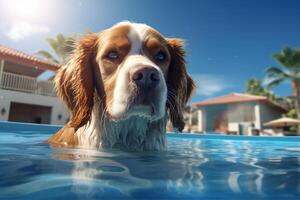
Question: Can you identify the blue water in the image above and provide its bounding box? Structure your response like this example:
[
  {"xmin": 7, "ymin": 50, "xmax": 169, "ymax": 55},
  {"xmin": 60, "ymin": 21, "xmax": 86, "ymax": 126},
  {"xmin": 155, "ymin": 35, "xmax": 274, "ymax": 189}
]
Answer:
[{"xmin": 1, "ymin": 122, "xmax": 300, "ymax": 200}]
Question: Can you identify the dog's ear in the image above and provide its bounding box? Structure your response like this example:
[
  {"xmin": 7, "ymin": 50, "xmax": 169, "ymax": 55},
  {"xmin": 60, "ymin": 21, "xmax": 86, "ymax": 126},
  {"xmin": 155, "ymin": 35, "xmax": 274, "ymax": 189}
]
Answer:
[
  {"xmin": 55, "ymin": 33, "xmax": 99, "ymax": 129},
  {"xmin": 166, "ymin": 38, "xmax": 196, "ymax": 132}
]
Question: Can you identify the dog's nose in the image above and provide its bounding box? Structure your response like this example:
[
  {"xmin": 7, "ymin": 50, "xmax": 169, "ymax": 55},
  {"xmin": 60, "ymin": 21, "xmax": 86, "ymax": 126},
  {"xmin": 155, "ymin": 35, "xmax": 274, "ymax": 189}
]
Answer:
[{"xmin": 131, "ymin": 66, "xmax": 160, "ymax": 89}]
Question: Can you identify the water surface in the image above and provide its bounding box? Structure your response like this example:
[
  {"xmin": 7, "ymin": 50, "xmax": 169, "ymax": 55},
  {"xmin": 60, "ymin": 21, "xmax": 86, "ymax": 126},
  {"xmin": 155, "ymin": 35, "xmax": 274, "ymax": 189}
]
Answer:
[{"xmin": 0, "ymin": 126, "xmax": 300, "ymax": 199}]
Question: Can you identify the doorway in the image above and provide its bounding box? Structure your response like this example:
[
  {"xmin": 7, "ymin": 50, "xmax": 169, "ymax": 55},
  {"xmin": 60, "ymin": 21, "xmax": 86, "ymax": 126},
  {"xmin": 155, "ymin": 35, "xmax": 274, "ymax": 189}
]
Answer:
[{"xmin": 8, "ymin": 102, "xmax": 52, "ymax": 124}]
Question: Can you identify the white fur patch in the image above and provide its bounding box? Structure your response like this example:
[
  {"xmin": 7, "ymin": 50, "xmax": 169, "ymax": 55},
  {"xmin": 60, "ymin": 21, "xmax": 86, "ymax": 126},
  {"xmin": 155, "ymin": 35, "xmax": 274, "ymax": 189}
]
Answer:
[{"xmin": 76, "ymin": 100, "xmax": 167, "ymax": 150}]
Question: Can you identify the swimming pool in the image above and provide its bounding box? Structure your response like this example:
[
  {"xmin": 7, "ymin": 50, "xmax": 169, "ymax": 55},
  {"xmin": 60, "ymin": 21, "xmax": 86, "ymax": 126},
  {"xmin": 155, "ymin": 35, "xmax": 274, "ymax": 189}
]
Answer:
[{"xmin": 0, "ymin": 121, "xmax": 300, "ymax": 200}]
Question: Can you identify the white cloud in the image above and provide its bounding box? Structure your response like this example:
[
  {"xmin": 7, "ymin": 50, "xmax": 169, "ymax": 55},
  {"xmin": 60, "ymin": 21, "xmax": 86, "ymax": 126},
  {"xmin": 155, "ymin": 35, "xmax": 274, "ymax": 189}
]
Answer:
[
  {"xmin": 5, "ymin": 22, "xmax": 50, "ymax": 41},
  {"xmin": 192, "ymin": 74, "xmax": 233, "ymax": 96}
]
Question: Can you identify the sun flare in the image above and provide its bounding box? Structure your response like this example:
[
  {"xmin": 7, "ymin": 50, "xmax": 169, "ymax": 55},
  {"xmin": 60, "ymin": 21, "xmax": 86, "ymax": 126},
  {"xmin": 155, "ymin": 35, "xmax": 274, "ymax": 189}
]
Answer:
[{"xmin": 5, "ymin": 0, "xmax": 47, "ymax": 21}]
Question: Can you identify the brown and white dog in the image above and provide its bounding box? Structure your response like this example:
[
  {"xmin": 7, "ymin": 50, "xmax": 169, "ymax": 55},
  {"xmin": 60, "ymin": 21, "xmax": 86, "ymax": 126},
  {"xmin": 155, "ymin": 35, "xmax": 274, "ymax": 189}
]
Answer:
[{"xmin": 48, "ymin": 21, "xmax": 195, "ymax": 150}]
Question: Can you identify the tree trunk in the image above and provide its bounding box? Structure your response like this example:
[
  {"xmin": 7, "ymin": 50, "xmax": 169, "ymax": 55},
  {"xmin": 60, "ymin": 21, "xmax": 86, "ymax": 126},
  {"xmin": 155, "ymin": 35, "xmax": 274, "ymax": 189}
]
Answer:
[{"xmin": 292, "ymin": 79, "xmax": 300, "ymax": 134}]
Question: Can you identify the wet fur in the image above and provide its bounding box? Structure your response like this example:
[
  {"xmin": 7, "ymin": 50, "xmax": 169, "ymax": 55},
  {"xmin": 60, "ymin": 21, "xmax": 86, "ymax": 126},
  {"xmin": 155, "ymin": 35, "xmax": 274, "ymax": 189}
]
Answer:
[{"xmin": 48, "ymin": 22, "xmax": 195, "ymax": 151}]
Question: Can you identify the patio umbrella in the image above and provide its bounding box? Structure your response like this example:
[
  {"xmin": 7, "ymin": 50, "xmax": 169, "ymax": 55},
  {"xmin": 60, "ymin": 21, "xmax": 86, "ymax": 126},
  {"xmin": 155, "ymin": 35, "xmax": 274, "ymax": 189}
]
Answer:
[{"xmin": 264, "ymin": 117, "xmax": 300, "ymax": 127}]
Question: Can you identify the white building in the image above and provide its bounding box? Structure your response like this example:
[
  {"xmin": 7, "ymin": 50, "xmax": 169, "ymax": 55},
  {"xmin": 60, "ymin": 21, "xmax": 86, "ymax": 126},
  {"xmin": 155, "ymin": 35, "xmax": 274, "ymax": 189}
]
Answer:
[
  {"xmin": 193, "ymin": 93, "xmax": 287, "ymax": 135},
  {"xmin": 0, "ymin": 44, "xmax": 68, "ymax": 125}
]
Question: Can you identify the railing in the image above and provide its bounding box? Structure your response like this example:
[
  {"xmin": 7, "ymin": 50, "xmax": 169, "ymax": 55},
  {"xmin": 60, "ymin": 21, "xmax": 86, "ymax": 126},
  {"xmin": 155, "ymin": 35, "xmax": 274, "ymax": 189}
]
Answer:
[{"xmin": 0, "ymin": 72, "xmax": 56, "ymax": 96}]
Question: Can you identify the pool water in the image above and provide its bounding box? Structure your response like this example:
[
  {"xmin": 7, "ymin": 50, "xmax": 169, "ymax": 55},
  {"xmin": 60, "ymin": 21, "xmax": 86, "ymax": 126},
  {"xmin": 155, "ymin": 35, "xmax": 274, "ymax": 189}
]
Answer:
[{"xmin": 1, "ymin": 122, "xmax": 300, "ymax": 200}]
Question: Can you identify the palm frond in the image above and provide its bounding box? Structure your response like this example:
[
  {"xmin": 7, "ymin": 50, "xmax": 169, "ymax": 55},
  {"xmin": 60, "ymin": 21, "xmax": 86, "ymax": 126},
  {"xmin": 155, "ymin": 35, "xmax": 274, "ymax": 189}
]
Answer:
[
  {"xmin": 46, "ymin": 38, "xmax": 60, "ymax": 55},
  {"xmin": 264, "ymin": 67, "xmax": 287, "ymax": 88},
  {"xmin": 265, "ymin": 67, "xmax": 287, "ymax": 77},
  {"xmin": 273, "ymin": 47, "xmax": 300, "ymax": 70},
  {"xmin": 56, "ymin": 33, "xmax": 65, "ymax": 44},
  {"xmin": 265, "ymin": 77, "xmax": 285, "ymax": 88},
  {"xmin": 62, "ymin": 37, "xmax": 76, "ymax": 62},
  {"xmin": 40, "ymin": 33, "xmax": 77, "ymax": 64},
  {"xmin": 35, "ymin": 50, "xmax": 59, "ymax": 64}
]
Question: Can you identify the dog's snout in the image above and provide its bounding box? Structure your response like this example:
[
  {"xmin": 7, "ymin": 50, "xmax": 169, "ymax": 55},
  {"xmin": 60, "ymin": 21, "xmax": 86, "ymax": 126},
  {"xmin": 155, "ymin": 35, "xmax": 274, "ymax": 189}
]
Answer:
[{"xmin": 131, "ymin": 66, "xmax": 160, "ymax": 88}]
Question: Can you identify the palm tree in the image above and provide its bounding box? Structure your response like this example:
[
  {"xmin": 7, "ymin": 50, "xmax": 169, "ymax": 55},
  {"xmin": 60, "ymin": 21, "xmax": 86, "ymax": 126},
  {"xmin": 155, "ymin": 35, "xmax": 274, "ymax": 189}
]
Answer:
[
  {"xmin": 245, "ymin": 78, "xmax": 277, "ymax": 101},
  {"xmin": 36, "ymin": 33, "xmax": 76, "ymax": 64},
  {"xmin": 265, "ymin": 47, "xmax": 300, "ymax": 120}
]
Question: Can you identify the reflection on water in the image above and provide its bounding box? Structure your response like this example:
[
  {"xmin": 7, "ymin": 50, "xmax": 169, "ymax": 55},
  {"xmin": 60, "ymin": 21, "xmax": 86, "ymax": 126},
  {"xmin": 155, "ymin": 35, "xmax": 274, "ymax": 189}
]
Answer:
[
  {"xmin": 0, "ymin": 131, "xmax": 300, "ymax": 199},
  {"xmin": 66, "ymin": 150, "xmax": 152, "ymax": 197}
]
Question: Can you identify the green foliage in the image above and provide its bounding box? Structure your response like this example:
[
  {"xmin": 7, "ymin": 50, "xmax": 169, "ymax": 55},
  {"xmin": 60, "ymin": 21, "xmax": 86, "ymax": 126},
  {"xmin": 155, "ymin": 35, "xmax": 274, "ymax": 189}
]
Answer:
[
  {"xmin": 285, "ymin": 108, "xmax": 297, "ymax": 119},
  {"xmin": 36, "ymin": 33, "xmax": 76, "ymax": 64},
  {"xmin": 245, "ymin": 78, "xmax": 278, "ymax": 101},
  {"xmin": 264, "ymin": 47, "xmax": 300, "ymax": 120},
  {"xmin": 284, "ymin": 108, "xmax": 298, "ymax": 132},
  {"xmin": 265, "ymin": 47, "xmax": 300, "ymax": 90},
  {"xmin": 273, "ymin": 48, "xmax": 300, "ymax": 71}
]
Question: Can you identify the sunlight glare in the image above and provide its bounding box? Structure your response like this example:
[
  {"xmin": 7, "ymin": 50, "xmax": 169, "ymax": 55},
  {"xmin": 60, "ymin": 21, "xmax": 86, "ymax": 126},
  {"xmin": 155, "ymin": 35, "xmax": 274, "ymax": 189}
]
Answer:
[{"xmin": 5, "ymin": 0, "xmax": 47, "ymax": 21}]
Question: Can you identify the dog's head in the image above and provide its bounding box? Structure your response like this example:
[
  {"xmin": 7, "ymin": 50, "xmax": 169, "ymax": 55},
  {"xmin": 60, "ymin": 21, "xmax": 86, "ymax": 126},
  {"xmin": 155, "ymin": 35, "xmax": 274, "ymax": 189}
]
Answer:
[{"xmin": 56, "ymin": 22, "xmax": 195, "ymax": 131}]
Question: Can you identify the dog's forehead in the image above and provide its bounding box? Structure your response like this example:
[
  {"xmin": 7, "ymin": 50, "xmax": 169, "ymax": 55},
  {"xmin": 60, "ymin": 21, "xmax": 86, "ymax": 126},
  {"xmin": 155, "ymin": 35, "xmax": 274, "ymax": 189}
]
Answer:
[
  {"xmin": 105, "ymin": 22, "xmax": 165, "ymax": 48},
  {"xmin": 111, "ymin": 22, "xmax": 151, "ymax": 39}
]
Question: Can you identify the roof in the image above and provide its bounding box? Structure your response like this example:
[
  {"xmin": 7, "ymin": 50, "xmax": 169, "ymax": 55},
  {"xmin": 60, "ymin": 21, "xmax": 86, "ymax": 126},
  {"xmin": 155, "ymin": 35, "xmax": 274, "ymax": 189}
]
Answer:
[
  {"xmin": 0, "ymin": 44, "xmax": 60, "ymax": 72},
  {"xmin": 193, "ymin": 93, "xmax": 287, "ymax": 111}
]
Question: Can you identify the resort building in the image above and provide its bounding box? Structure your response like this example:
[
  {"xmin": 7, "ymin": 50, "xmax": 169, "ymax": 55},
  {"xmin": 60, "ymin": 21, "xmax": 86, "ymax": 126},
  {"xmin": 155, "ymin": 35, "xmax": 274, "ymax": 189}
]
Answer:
[
  {"xmin": 193, "ymin": 93, "xmax": 287, "ymax": 135},
  {"xmin": 0, "ymin": 45, "xmax": 68, "ymax": 125}
]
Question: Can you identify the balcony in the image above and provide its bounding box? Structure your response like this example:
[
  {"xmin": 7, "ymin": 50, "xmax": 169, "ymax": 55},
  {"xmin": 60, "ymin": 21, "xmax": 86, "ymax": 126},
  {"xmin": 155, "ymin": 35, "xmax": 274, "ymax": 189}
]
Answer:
[{"xmin": 0, "ymin": 72, "xmax": 56, "ymax": 97}]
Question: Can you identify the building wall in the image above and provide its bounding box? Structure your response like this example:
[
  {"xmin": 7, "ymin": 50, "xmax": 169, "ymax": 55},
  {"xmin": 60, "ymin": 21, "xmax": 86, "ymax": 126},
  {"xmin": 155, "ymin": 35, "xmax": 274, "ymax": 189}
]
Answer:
[
  {"xmin": 198, "ymin": 102, "xmax": 257, "ymax": 134},
  {"xmin": 204, "ymin": 104, "xmax": 228, "ymax": 132},
  {"xmin": 227, "ymin": 102, "xmax": 255, "ymax": 123},
  {"xmin": 0, "ymin": 89, "xmax": 68, "ymax": 125},
  {"xmin": 227, "ymin": 102, "xmax": 257, "ymax": 134},
  {"xmin": 259, "ymin": 103, "xmax": 284, "ymax": 128},
  {"xmin": 254, "ymin": 103, "xmax": 261, "ymax": 129},
  {"xmin": 197, "ymin": 107, "xmax": 207, "ymax": 132},
  {"xmin": 197, "ymin": 101, "xmax": 285, "ymax": 134}
]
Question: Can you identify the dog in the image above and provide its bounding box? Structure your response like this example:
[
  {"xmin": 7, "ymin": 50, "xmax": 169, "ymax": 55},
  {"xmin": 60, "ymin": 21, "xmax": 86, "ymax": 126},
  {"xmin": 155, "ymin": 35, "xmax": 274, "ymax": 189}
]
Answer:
[{"xmin": 48, "ymin": 21, "xmax": 195, "ymax": 150}]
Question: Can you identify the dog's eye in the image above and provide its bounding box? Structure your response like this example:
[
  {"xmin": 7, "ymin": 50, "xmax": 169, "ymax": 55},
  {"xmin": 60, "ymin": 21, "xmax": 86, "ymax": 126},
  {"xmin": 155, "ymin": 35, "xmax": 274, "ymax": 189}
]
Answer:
[
  {"xmin": 106, "ymin": 51, "xmax": 119, "ymax": 60},
  {"xmin": 155, "ymin": 51, "xmax": 166, "ymax": 62}
]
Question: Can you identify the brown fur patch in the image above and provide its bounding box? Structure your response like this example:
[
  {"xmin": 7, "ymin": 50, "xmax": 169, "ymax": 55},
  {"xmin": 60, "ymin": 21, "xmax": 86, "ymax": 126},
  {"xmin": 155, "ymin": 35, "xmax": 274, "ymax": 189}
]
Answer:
[
  {"xmin": 50, "ymin": 26, "xmax": 132, "ymax": 147},
  {"xmin": 49, "ymin": 33, "xmax": 99, "ymax": 146},
  {"xmin": 48, "ymin": 127, "xmax": 78, "ymax": 147},
  {"xmin": 142, "ymin": 30, "xmax": 171, "ymax": 76},
  {"xmin": 97, "ymin": 25, "xmax": 131, "ymax": 77},
  {"xmin": 166, "ymin": 38, "xmax": 196, "ymax": 132},
  {"xmin": 55, "ymin": 33, "xmax": 99, "ymax": 129}
]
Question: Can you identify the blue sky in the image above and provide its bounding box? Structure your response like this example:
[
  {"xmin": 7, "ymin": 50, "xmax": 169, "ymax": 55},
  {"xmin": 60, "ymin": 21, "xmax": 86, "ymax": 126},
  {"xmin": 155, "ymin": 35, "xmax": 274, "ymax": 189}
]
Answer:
[{"xmin": 0, "ymin": 0, "xmax": 299, "ymax": 103}]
